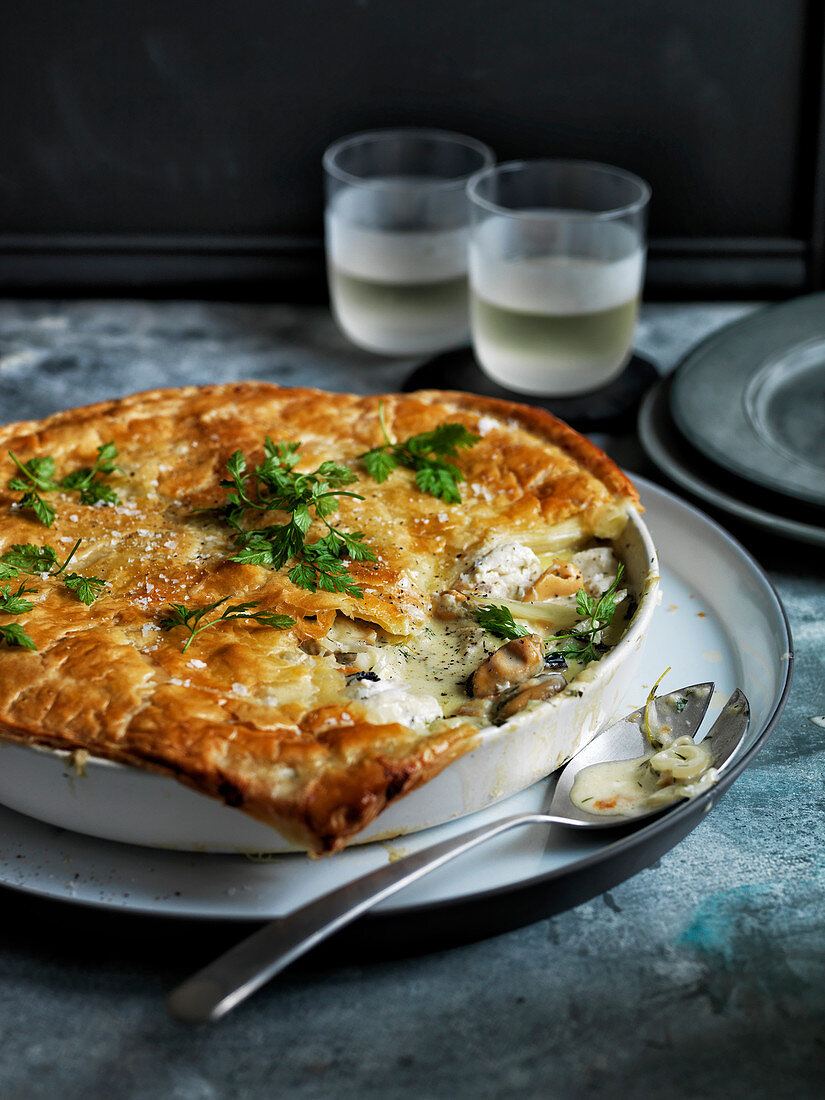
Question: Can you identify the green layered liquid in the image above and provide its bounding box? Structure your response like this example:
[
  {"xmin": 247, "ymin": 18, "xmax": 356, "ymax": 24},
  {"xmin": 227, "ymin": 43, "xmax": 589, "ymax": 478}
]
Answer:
[
  {"xmin": 471, "ymin": 293, "xmax": 638, "ymax": 363},
  {"xmin": 330, "ymin": 268, "xmax": 468, "ymax": 317}
]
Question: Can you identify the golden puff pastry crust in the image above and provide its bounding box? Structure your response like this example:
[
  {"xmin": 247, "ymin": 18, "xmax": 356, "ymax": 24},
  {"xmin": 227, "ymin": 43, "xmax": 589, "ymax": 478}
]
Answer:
[{"xmin": 0, "ymin": 383, "xmax": 638, "ymax": 853}]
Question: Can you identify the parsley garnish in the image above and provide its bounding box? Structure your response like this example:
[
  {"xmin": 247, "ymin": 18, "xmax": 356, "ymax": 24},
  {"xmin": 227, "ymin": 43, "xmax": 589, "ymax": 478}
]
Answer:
[
  {"xmin": 8, "ymin": 454, "xmax": 59, "ymax": 526},
  {"xmin": 63, "ymin": 573, "xmax": 107, "ymax": 606},
  {"xmin": 359, "ymin": 404, "xmax": 479, "ymax": 503},
  {"xmin": 220, "ymin": 439, "xmax": 376, "ymax": 597},
  {"xmin": 0, "ymin": 582, "xmax": 37, "ymax": 615},
  {"xmin": 8, "ymin": 443, "xmax": 121, "ymax": 526},
  {"xmin": 473, "ymin": 603, "xmax": 531, "ymax": 640},
  {"xmin": 0, "ymin": 542, "xmax": 62, "ymax": 574},
  {"xmin": 58, "ymin": 442, "xmax": 121, "ymax": 506},
  {"xmin": 0, "ymin": 621, "xmax": 37, "ymax": 650},
  {"xmin": 547, "ymin": 564, "xmax": 625, "ymax": 666},
  {"xmin": 159, "ymin": 596, "xmax": 295, "ymax": 653},
  {"xmin": 0, "ymin": 581, "xmax": 37, "ymax": 650},
  {"xmin": 0, "ymin": 538, "xmax": 106, "ymax": 605}
]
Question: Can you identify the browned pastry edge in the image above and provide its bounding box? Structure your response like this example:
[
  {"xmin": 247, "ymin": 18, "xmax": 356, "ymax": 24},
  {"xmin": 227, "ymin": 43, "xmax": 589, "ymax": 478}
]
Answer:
[
  {"xmin": 0, "ymin": 382, "xmax": 638, "ymax": 507},
  {"xmin": 410, "ymin": 388, "xmax": 640, "ymax": 506}
]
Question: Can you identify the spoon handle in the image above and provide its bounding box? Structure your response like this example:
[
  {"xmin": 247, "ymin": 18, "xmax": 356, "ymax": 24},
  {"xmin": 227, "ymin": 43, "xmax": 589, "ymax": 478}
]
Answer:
[{"xmin": 166, "ymin": 811, "xmax": 557, "ymax": 1023}]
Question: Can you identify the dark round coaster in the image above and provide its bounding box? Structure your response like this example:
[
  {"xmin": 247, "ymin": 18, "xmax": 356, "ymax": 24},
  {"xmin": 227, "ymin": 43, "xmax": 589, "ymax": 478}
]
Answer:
[{"xmin": 402, "ymin": 348, "xmax": 659, "ymax": 433}]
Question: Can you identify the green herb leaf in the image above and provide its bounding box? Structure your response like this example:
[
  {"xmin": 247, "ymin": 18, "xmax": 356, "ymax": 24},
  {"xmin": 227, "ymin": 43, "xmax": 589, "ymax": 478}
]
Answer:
[
  {"xmin": 63, "ymin": 573, "xmax": 107, "ymax": 605},
  {"xmin": 0, "ymin": 539, "xmax": 104, "ymax": 604},
  {"xmin": 1, "ymin": 543, "xmax": 60, "ymax": 573},
  {"xmin": 220, "ymin": 441, "xmax": 376, "ymax": 596},
  {"xmin": 59, "ymin": 442, "xmax": 122, "ymax": 506},
  {"xmin": 0, "ymin": 582, "xmax": 37, "ymax": 615},
  {"xmin": 9, "ymin": 472, "xmax": 57, "ymax": 526},
  {"xmin": 415, "ymin": 461, "xmax": 463, "ymax": 504},
  {"xmin": 0, "ymin": 622, "xmax": 37, "ymax": 650},
  {"xmin": 361, "ymin": 449, "xmax": 398, "ymax": 484},
  {"xmin": 358, "ymin": 405, "xmax": 480, "ymax": 502},
  {"xmin": 8, "ymin": 453, "xmax": 59, "ymax": 492},
  {"xmin": 159, "ymin": 596, "xmax": 295, "ymax": 652},
  {"xmin": 26, "ymin": 492, "xmax": 57, "ymax": 527},
  {"xmin": 547, "ymin": 564, "xmax": 625, "ymax": 666},
  {"xmin": 473, "ymin": 603, "xmax": 531, "ymax": 640},
  {"xmin": 8, "ymin": 443, "xmax": 121, "ymax": 525},
  {"xmin": 406, "ymin": 422, "xmax": 481, "ymax": 458}
]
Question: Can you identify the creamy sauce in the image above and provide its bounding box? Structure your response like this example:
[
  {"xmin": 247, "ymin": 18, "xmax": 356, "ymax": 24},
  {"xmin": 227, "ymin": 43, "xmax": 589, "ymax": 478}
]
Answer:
[
  {"xmin": 570, "ymin": 735, "xmax": 717, "ymax": 816},
  {"xmin": 342, "ymin": 540, "xmax": 629, "ymax": 731},
  {"xmin": 349, "ymin": 616, "xmax": 500, "ymax": 726}
]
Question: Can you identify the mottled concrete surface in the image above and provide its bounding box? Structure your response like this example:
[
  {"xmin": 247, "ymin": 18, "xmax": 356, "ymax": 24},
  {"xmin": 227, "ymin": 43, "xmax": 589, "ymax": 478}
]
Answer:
[{"xmin": 0, "ymin": 301, "xmax": 823, "ymax": 1100}]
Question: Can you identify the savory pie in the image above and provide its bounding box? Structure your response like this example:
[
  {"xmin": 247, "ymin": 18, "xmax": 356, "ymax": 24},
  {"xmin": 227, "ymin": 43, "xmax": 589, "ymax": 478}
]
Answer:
[{"xmin": 0, "ymin": 383, "xmax": 639, "ymax": 854}]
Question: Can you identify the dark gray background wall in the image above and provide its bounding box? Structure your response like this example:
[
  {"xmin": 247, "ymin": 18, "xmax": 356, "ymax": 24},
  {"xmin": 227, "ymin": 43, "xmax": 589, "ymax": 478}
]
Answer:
[{"xmin": 1, "ymin": 0, "xmax": 823, "ymax": 296}]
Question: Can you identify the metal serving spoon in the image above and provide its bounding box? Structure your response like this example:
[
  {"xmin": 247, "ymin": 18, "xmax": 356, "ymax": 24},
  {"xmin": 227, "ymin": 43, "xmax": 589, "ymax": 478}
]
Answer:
[{"xmin": 167, "ymin": 683, "xmax": 749, "ymax": 1024}]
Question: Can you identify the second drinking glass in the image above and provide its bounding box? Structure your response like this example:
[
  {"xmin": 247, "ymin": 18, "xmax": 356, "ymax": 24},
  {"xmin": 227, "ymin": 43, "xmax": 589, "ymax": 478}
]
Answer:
[{"xmin": 466, "ymin": 160, "xmax": 650, "ymax": 396}]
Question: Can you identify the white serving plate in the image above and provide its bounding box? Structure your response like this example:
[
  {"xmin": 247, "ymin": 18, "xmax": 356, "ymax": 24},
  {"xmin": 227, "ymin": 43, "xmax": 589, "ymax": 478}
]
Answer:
[
  {"xmin": 0, "ymin": 509, "xmax": 658, "ymax": 853},
  {"xmin": 0, "ymin": 479, "xmax": 790, "ymax": 926}
]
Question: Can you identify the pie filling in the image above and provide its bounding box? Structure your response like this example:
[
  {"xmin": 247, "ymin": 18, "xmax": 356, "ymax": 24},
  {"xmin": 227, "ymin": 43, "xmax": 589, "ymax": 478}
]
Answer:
[
  {"xmin": 328, "ymin": 539, "xmax": 631, "ymax": 736},
  {"xmin": 0, "ymin": 383, "xmax": 642, "ymax": 853}
]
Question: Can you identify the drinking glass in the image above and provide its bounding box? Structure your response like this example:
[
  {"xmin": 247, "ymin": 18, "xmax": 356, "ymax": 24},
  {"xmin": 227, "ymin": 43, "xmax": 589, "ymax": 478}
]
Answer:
[
  {"xmin": 324, "ymin": 129, "xmax": 494, "ymax": 355},
  {"xmin": 466, "ymin": 160, "xmax": 650, "ymax": 395}
]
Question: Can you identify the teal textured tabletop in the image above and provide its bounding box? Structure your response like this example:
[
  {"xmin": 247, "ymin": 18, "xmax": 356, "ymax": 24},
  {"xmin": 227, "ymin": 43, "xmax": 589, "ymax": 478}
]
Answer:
[{"xmin": 0, "ymin": 301, "xmax": 822, "ymax": 1099}]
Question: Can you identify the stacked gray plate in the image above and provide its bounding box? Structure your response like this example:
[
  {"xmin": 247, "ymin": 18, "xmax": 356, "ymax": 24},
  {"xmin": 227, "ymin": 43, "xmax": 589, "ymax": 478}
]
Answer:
[{"xmin": 638, "ymin": 293, "xmax": 825, "ymax": 547}]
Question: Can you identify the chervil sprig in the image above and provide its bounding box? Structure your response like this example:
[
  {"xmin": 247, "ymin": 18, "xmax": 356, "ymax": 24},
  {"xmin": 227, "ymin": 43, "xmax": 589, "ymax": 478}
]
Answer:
[
  {"xmin": 7, "ymin": 442, "xmax": 121, "ymax": 526},
  {"xmin": 0, "ymin": 621, "xmax": 37, "ymax": 650},
  {"xmin": 0, "ymin": 538, "xmax": 106, "ymax": 605},
  {"xmin": 473, "ymin": 603, "xmax": 531, "ymax": 640},
  {"xmin": 546, "ymin": 565, "xmax": 625, "ymax": 665},
  {"xmin": 359, "ymin": 404, "xmax": 479, "ymax": 504},
  {"xmin": 62, "ymin": 573, "xmax": 107, "ymax": 606},
  {"xmin": 59, "ymin": 442, "xmax": 121, "ymax": 506},
  {"xmin": 220, "ymin": 439, "xmax": 376, "ymax": 597},
  {"xmin": 0, "ymin": 582, "xmax": 37, "ymax": 615},
  {"xmin": 8, "ymin": 453, "xmax": 59, "ymax": 526},
  {"xmin": 0, "ymin": 581, "xmax": 37, "ymax": 650},
  {"xmin": 159, "ymin": 596, "xmax": 295, "ymax": 653},
  {"xmin": 0, "ymin": 541, "xmax": 62, "ymax": 575}
]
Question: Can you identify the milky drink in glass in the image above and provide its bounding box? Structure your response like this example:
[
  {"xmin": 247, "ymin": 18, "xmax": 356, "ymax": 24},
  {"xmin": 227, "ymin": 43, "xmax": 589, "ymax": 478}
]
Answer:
[
  {"xmin": 326, "ymin": 183, "xmax": 470, "ymax": 356},
  {"xmin": 469, "ymin": 219, "xmax": 643, "ymax": 395},
  {"xmin": 467, "ymin": 160, "xmax": 650, "ymax": 396},
  {"xmin": 324, "ymin": 129, "xmax": 493, "ymax": 356}
]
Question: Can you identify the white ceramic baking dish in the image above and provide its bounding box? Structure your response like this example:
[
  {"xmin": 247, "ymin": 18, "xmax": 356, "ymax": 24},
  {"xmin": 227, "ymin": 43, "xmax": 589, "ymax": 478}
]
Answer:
[{"xmin": 0, "ymin": 509, "xmax": 658, "ymax": 853}]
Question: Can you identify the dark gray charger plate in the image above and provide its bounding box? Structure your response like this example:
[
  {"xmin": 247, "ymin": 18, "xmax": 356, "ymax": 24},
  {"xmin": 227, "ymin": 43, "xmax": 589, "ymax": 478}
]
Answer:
[
  {"xmin": 640, "ymin": 376, "xmax": 825, "ymax": 548},
  {"xmin": 670, "ymin": 293, "xmax": 825, "ymax": 508}
]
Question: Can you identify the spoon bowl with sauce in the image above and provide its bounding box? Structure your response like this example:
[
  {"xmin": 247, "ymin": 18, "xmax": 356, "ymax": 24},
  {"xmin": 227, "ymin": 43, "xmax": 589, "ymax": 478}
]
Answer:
[
  {"xmin": 558, "ymin": 681, "xmax": 749, "ymax": 820},
  {"xmin": 167, "ymin": 681, "xmax": 748, "ymax": 1024}
]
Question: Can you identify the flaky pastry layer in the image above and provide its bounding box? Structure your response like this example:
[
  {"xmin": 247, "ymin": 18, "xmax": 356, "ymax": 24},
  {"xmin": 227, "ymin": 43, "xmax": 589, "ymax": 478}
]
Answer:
[{"xmin": 0, "ymin": 383, "xmax": 638, "ymax": 853}]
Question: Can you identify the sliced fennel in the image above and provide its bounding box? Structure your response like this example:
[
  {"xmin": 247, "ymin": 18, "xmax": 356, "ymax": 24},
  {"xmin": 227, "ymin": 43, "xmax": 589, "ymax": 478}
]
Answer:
[{"xmin": 473, "ymin": 594, "xmax": 582, "ymax": 630}]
